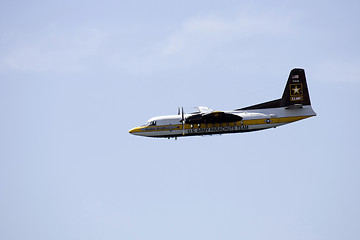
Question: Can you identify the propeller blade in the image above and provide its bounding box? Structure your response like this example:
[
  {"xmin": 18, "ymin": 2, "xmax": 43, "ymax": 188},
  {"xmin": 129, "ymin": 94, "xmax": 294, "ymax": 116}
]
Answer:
[
  {"xmin": 182, "ymin": 107, "xmax": 185, "ymax": 135},
  {"xmin": 178, "ymin": 107, "xmax": 180, "ymax": 115}
]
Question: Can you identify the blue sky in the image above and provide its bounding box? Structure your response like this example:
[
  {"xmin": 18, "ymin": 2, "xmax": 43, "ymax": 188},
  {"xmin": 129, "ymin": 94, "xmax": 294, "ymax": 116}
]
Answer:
[{"xmin": 1, "ymin": 1, "xmax": 360, "ymax": 239}]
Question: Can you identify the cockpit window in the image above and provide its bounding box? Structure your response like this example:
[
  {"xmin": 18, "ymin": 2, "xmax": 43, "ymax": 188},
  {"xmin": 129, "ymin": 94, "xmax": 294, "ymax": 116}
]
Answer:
[{"xmin": 143, "ymin": 120, "xmax": 157, "ymax": 126}]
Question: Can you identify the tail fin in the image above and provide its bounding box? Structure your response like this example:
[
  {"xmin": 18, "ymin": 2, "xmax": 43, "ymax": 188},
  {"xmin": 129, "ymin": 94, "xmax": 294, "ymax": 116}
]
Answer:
[
  {"xmin": 238, "ymin": 68, "xmax": 312, "ymax": 111},
  {"xmin": 280, "ymin": 68, "xmax": 311, "ymax": 107}
]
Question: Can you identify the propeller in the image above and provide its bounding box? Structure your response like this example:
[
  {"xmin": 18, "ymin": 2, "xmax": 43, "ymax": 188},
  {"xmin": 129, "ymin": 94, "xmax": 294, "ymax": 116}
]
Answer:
[{"xmin": 179, "ymin": 107, "xmax": 185, "ymax": 135}]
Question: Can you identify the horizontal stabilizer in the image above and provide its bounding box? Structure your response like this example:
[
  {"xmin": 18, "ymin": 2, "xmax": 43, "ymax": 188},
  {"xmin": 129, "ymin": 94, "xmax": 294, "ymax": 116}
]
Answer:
[{"xmin": 285, "ymin": 104, "xmax": 303, "ymax": 110}]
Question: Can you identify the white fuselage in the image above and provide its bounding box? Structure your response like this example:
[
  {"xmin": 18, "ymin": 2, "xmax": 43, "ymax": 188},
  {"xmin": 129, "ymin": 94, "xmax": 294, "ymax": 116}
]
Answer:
[{"xmin": 129, "ymin": 106, "xmax": 316, "ymax": 138}]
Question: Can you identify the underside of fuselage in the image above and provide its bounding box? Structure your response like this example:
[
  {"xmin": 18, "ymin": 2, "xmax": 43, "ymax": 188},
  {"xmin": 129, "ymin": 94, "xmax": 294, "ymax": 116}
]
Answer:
[{"xmin": 153, "ymin": 127, "xmax": 267, "ymax": 138}]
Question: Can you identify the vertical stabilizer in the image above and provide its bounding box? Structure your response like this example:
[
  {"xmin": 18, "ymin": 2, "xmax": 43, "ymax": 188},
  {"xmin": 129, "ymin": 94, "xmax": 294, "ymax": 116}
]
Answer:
[{"xmin": 281, "ymin": 68, "xmax": 311, "ymax": 106}]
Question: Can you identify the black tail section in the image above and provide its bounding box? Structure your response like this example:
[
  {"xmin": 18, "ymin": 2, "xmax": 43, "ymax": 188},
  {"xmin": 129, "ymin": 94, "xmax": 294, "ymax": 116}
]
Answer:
[
  {"xmin": 280, "ymin": 68, "xmax": 311, "ymax": 106},
  {"xmin": 239, "ymin": 68, "xmax": 312, "ymax": 110}
]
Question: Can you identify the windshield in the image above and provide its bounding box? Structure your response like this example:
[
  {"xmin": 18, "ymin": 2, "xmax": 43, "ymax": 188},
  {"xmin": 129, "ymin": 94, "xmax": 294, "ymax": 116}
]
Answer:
[{"xmin": 142, "ymin": 120, "xmax": 156, "ymax": 126}]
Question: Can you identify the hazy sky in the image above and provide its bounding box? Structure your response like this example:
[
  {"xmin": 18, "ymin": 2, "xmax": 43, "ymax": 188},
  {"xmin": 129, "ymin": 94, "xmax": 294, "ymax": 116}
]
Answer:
[{"xmin": 1, "ymin": 1, "xmax": 360, "ymax": 240}]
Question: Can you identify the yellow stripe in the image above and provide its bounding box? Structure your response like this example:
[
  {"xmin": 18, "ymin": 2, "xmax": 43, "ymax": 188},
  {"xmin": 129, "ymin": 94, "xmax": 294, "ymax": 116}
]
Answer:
[
  {"xmin": 131, "ymin": 115, "xmax": 315, "ymax": 133},
  {"xmin": 243, "ymin": 115, "xmax": 312, "ymax": 125}
]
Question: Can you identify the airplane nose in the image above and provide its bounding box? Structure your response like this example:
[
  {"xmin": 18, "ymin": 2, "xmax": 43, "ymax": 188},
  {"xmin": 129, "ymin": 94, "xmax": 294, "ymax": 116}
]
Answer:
[
  {"xmin": 129, "ymin": 128, "xmax": 135, "ymax": 134},
  {"xmin": 129, "ymin": 127, "xmax": 141, "ymax": 135}
]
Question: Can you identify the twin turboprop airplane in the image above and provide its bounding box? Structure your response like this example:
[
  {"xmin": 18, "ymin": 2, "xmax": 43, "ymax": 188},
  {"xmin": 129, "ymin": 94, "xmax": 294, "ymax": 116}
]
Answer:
[{"xmin": 129, "ymin": 68, "xmax": 316, "ymax": 139}]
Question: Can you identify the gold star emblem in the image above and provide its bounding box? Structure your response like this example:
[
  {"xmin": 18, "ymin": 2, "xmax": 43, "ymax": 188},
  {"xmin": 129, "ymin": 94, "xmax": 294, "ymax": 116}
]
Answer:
[{"xmin": 292, "ymin": 86, "xmax": 300, "ymax": 95}]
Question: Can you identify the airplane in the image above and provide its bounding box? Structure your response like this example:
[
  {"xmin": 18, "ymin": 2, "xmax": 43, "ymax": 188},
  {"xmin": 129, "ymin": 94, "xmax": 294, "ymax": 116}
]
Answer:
[{"xmin": 129, "ymin": 68, "xmax": 316, "ymax": 139}]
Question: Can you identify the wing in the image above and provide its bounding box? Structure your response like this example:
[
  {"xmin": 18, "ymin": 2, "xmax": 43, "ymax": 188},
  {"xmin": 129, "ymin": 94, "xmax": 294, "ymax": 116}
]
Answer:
[
  {"xmin": 202, "ymin": 111, "xmax": 243, "ymax": 123},
  {"xmin": 195, "ymin": 106, "xmax": 214, "ymax": 114},
  {"xmin": 186, "ymin": 111, "xmax": 243, "ymax": 124}
]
